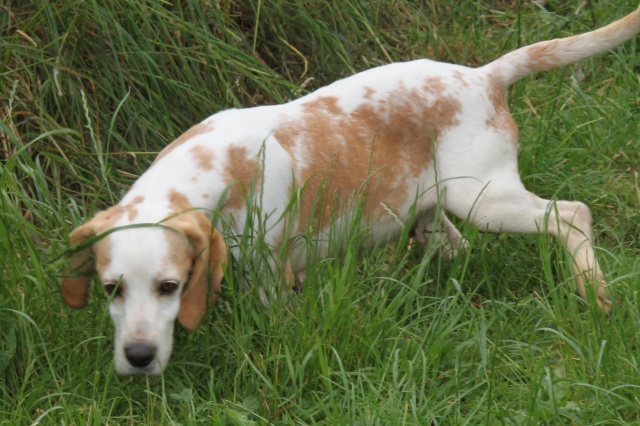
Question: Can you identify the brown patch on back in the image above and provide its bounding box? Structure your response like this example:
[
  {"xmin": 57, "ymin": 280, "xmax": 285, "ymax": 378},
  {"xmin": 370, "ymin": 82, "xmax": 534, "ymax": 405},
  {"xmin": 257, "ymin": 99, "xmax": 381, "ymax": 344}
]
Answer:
[
  {"xmin": 152, "ymin": 122, "xmax": 215, "ymax": 166},
  {"xmin": 363, "ymin": 86, "xmax": 376, "ymax": 99},
  {"xmin": 302, "ymin": 96, "xmax": 344, "ymax": 115},
  {"xmin": 421, "ymin": 76, "xmax": 446, "ymax": 95},
  {"xmin": 190, "ymin": 145, "xmax": 215, "ymax": 170},
  {"xmin": 486, "ymin": 74, "xmax": 518, "ymax": 140},
  {"xmin": 275, "ymin": 84, "xmax": 461, "ymax": 233},
  {"xmin": 222, "ymin": 145, "xmax": 262, "ymax": 210},
  {"xmin": 453, "ymin": 71, "xmax": 470, "ymax": 88}
]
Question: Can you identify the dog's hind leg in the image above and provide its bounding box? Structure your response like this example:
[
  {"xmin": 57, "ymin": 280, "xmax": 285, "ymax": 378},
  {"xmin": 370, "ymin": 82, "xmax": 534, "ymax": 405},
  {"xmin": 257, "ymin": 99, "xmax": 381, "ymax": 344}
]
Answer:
[
  {"xmin": 413, "ymin": 208, "xmax": 469, "ymax": 260},
  {"xmin": 445, "ymin": 178, "xmax": 610, "ymax": 313}
]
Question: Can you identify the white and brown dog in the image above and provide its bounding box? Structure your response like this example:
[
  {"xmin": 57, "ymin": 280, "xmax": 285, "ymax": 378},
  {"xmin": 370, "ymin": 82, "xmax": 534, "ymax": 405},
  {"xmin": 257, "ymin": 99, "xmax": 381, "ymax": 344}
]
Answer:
[{"xmin": 62, "ymin": 7, "xmax": 640, "ymax": 375}]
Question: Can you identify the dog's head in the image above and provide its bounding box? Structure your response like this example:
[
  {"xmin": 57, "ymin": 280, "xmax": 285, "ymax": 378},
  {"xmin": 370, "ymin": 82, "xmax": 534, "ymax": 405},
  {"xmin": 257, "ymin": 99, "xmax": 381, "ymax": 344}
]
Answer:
[{"xmin": 61, "ymin": 205, "xmax": 226, "ymax": 375}]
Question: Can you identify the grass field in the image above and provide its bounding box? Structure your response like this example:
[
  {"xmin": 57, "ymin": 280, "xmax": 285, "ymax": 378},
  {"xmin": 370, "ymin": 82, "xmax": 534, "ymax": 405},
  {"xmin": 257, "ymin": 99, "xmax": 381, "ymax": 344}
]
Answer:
[{"xmin": 2, "ymin": 0, "xmax": 640, "ymax": 424}]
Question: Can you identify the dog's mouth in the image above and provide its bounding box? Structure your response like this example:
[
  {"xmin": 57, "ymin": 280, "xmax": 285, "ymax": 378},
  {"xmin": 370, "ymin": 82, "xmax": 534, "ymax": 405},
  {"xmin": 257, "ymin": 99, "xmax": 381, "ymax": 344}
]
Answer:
[{"xmin": 117, "ymin": 360, "xmax": 163, "ymax": 376}]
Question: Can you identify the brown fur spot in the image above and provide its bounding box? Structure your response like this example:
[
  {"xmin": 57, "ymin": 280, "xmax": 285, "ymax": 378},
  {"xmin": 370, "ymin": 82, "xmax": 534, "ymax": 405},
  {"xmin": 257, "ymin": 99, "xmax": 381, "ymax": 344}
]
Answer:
[
  {"xmin": 486, "ymin": 74, "xmax": 518, "ymax": 140},
  {"xmin": 222, "ymin": 146, "xmax": 261, "ymax": 210},
  {"xmin": 93, "ymin": 236, "xmax": 114, "ymax": 276},
  {"xmin": 421, "ymin": 76, "xmax": 446, "ymax": 95},
  {"xmin": 302, "ymin": 96, "xmax": 344, "ymax": 115},
  {"xmin": 98, "ymin": 205, "xmax": 125, "ymax": 224},
  {"xmin": 83, "ymin": 205, "xmax": 127, "ymax": 276},
  {"xmin": 152, "ymin": 122, "xmax": 215, "ymax": 166},
  {"xmin": 526, "ymin": 40, "xmax": 562, "ymax": 73},
  {"xmin": 453, "ymin": 71, "xmax": 470, "ymax": 87},
  {"xmin": 169, "ymin": 189, "xmax": 191, "ymax": 212},
  {"xmin": 275, "ymin": 82, "xmax": 461, "ymax": 233},
  {"xmin": 363, "ymin": 87, "xmax": 376, "ymax": 99},
  {"xmin": 190, "ymin": 145, "xmax": 215, "ymax": 170},
  {"xmin": 122, "ymin": 195, "xmax": 145, "ymax": 221},
  {"xmin": 160, "ymin": 229, "xmax": 193, "ymax": 281}
]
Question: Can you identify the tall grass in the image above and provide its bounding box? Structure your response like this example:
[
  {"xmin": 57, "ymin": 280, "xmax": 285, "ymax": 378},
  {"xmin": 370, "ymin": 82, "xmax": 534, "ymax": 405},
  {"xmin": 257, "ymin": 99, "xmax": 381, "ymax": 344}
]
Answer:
[{"xmin": 2, "ymin": 0, "xmax": 639, "ymax": 424}]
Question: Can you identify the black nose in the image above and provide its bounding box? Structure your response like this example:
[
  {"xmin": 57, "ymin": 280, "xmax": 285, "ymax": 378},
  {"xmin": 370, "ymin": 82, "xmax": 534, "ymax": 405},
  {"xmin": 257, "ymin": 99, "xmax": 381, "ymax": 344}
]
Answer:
[{"xmin": 124, "ymin": 342, "xmax": 156, "ymax": 369}]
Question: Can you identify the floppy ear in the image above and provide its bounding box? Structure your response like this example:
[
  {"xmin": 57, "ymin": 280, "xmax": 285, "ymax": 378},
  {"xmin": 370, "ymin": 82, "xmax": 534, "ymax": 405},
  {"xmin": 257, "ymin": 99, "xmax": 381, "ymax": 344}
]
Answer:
[
  {"xmin": 176, "ymin": 213, "xmax": 226, "ymax": 330},
  {"xmin": 61, "ymin": 207, "xmax": 121, "ymax": 308},
  {"xmin": 61, "ymin": 222, "xmax": 96, "ymax": 309}
]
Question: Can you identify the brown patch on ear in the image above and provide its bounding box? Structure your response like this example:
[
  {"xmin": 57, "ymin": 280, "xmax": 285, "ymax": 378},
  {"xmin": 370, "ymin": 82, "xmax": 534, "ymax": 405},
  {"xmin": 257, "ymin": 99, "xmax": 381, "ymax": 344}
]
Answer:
[
  {"xmin": 170, "ymin": 211, "xmax": 226, "ymax": 330},
  {"xmin": 61, "ymin": 223, "xmax": 96, "ymax": 308},
  {"xmin": 61, "ymin": 206, "xmax": 123, "ymax": 308}
]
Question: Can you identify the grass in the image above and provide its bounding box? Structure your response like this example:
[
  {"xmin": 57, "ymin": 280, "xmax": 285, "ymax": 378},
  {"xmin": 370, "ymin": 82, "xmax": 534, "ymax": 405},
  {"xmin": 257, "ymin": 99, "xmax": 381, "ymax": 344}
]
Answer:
[{"xmin": 2, "ymin": 0, "xmax": 640, "ymax": 424}]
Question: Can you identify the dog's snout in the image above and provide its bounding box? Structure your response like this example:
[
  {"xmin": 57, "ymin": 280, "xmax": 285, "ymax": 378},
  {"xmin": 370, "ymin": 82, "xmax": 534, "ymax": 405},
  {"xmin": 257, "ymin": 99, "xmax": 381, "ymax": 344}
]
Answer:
[{"xmin": 124, "ymin": 341, "xmax": 156, "ymax": 369}]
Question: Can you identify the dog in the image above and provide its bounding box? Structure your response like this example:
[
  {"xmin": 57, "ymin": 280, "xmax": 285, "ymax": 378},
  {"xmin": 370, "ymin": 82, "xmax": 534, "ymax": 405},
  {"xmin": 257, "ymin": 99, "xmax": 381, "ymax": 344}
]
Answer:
[{"xmin": 62, "ymin": 6, "xmax": 640, "ymax": 375}]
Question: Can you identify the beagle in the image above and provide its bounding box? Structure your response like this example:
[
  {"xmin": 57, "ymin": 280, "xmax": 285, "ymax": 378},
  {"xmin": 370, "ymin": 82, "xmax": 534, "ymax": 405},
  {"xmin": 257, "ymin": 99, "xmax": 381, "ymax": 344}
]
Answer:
[{"xmin": 62, "ymin": 7, "xmax": 640, "ymax": 375}]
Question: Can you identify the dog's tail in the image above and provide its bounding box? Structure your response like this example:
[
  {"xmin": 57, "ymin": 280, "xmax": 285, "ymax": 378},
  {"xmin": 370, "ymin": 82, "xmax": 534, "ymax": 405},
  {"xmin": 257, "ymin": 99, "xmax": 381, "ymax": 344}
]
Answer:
[{"xmin": 484, "ymin": 6, "xmax": 640, "ymax": 87}]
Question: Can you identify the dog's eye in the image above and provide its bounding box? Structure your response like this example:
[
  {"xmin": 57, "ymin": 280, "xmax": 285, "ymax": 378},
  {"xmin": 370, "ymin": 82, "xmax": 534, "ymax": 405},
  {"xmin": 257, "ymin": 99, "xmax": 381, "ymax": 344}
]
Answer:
[
  {"xmin": 104, "ymin": 283, "xmax": 122, "ymax": 298},
  {"xmin": 158, "ymin": 281, "xmax": 179, "ymax": 296}
]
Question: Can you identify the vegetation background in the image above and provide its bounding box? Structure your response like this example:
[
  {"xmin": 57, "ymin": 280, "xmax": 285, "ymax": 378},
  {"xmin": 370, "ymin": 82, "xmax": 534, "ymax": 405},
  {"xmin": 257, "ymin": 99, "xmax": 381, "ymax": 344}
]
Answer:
[{"xmin": 1, "ymin": 0, "xmax": 639, "ymax": 424}]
